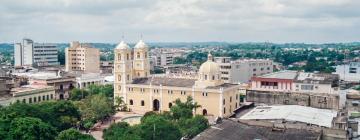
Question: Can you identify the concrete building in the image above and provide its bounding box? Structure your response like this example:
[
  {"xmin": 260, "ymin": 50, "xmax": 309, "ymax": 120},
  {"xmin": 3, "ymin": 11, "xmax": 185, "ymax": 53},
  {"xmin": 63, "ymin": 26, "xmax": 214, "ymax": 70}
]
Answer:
[
  {"xmin": 247, "ymin": 70, "xmax": 341, "ymax": 110},
  {"xmin": 14, "ymin": 38, "xmax": 59, "ymax": 67},
  {"xmin": 75, "ymin": 73, "xmax": 106, "ymax": 89},
  {"xmin": 0, "ymin": 84, "xmax": 55, "ymax": 106},
  {"xmin": 114, "ymin": 41, "xmax": 242, "ymax": 118},
  {"xmin": 65, "ymin": 41, "xmax": 100, "ymax": 73},
  {"xmin": 214, "ymin": 57, "xmax": 273, "ymax": 84},
  {"xmin": 151, "ymin": 49, "xmax": 184, "ymax": 67},
  {"xmin": 30, "ymin": 75, "xmax": 75, "ymax": 100},
  {"xmin": 334, "ymin": 62, "xmax": 360, "ymax": 82}
]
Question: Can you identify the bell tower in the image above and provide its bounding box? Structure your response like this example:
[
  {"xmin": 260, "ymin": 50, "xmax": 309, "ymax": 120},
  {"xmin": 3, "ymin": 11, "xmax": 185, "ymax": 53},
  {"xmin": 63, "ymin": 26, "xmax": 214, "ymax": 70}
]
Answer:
[
  {"xmin": 114, "ymin": 41, "xmax": 133, "ymax": 101},
  {"xmin": 133, "ymin": 40, "xmax": 150, "ymax": 78}
]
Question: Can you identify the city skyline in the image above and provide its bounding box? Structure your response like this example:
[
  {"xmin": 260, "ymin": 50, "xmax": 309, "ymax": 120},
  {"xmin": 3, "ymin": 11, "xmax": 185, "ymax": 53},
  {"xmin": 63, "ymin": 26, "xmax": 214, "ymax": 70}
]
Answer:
[{"xmin": 1, "ymin": 0, "xmax": 360, "ymax": 43}]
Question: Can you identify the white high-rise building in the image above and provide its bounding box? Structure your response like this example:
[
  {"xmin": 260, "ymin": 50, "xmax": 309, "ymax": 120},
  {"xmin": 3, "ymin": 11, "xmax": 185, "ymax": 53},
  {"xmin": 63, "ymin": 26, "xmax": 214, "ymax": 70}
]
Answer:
[
  {"xmin": 14, "ymin": 38, "xmax": 59, "ymax": 67},
  {"xmin": 214, "ymin": 57, "xmax": 274, "ymax": 83}
]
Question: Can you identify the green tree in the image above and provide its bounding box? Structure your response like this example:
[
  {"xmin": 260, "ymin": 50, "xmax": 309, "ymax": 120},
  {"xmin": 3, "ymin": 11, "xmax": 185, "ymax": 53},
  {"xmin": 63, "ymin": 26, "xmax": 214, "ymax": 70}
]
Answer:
[
  {"xmin": 171, "ymin": 96, "xmax": 200, "ymax": 120},
  {"xmin": 114, "ymin": 96, "xmax": 127, "ymax": 111},
  {"xmin": 140, "ymin": 115, "xmax": 182, "ymax": 140},
  {"xmin": 56, "ymin": 128, "xmax": 95, "ymax": 140},
  {"xmin": 103, "ymin": 122, "xmax": 141, "ymax": 140},
  {"xmin": 178, "ymin": 115, "xmax": 209, "ymax": 138},
  {"xmin": 8, "ymin": 117, "xmax": 57, "ymax": 140},
  {"xmin": 69, "ymin": 88, "xmax": 89, "ymax": 101}
]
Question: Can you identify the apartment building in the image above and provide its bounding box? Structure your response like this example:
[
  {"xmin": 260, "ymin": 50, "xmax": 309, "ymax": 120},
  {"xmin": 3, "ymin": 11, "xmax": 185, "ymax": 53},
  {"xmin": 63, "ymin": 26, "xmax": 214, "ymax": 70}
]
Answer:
[
  {"xmin": 214, "ymin": 57, "xmax": 273, "ymax": 84},
  {"xmin": 14, "ymin": 38, "xmax": 59, "ymax": 67},
  {"xmin": 65, "ymin": 41, "xmax": 100, "ymax": 73}
]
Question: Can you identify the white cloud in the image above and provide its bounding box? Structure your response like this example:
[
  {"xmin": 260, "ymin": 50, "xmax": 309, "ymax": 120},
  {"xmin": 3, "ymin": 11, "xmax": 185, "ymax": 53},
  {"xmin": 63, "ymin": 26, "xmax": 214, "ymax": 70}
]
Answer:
[{"xmin": 0, "ymin": 0, "xmax": 359, "ymax": 43}]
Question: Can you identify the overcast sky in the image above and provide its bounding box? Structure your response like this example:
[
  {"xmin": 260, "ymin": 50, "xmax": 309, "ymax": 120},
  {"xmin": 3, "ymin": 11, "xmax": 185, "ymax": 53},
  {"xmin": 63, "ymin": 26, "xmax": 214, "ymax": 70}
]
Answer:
[{"xmin": 1, "ymin": 0, "xmax": 359, "ymax": 43}]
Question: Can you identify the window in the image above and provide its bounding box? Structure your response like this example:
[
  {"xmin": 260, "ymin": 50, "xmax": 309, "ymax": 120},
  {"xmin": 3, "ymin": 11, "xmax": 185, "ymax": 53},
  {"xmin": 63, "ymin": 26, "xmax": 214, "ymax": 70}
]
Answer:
[
  {"xmin": 118, "ymin": 75, "xmax": 121, "ymax": 81},
  {"xmin": 212, "ymin": 75, "xmax": 215, "ymax": 80},
  {"xmin": 301, "ymin": 85, "xmax": 314, "ymax": 90},
  {"xmin": 141, "ymin": 100, "xmax": 145, "ymax": 106},
  {"xmin": 23, "ymin": 99, "xmax": 26, "ymax": 103},
  {"xmin": 223, "ymin": 107, "xmax": 226, "ymax": 114},
  {"xmin": 230, "ymin": 96, "xmax": 232, "ymax": 102},
  {"xmin": 29, "ymin": 98, "xmax": 32, "ymax": 103},
  {"xmin": 169, "ymin": 103, "xmax": 173, "ymax": 108},
  {"xmin": 34, "ymin": 97, "xmax": 37, "ymax": 102},
  {"xmin": 205, "ymin": 75, "xmax": 208, "ymax": 80},
  {"xmin": 202, "ymin": 92, "xmax": 208, "ymax": 96},
  {"xmin": 127, "ymin": 75, "xmax": 130, "ymax": 81},
  {"xmin": 137, "ymin": 52, "xmax": 140, "ymax": 59},
  {"xmin": 223, "ymin": 99, "xmax": 225, "ymax": 105},
  {"xmin": 43, "ymin": 96, "xmax": 45, "ymax": 101},
  {"xmin": 47, "ymin": 95, "xmax": 49, "ymax": 100},
  {"xmin": 127, "ymin": 54, "xmax": 129, "ymax": 60},
  {"xmin": 38, "ymin": 96, "xmax": 41, "ymax": 102},
  {"xmin": 129, "ymin": 100, "xmax": 133, "ymax": 105},
  {"xmin": 51, "ymin": 94, "xmax": 53, "ymax": 99},
  {"xmin": 253, "ymin": 68, "xmax": 256, "ymax": 71},
  {"xmin": 118, "ymin": 54, "xmax": 121, "ymax": 61}
]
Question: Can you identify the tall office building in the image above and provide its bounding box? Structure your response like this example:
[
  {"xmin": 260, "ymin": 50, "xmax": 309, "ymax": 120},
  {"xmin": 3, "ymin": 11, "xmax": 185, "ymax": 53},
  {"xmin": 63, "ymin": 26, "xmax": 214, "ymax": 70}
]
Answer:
[
  {"xmin": 65, "ymin": 41, "xmax": 100, "ymax": 73},
  {"xmin": 14, "ymin": 38, "xmax": 59, "ymax": 67}
]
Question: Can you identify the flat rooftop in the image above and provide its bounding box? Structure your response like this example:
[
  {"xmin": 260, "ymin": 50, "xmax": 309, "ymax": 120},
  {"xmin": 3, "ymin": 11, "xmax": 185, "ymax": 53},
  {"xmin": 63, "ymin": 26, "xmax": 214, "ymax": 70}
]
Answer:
[
  {"xmin": 239, "ymin": 105, "xmax": 337, "ymax": 128},
  {"xmin": 11, "ymin": 84, "xmax": 53, "ymax": 93},
  {"xmin": 193, "ymin": 119, "xmax": 320, "ymax": 140},
  {"xmin": 258, "ymin": 70, "xmax": 298, "ymax": 80}
]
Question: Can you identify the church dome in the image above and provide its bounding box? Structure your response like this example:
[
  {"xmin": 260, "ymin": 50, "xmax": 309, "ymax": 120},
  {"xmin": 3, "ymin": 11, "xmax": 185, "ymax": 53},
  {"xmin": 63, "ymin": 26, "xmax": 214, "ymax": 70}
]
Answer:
[
  {"xmin": 116, "ymin": 41, "xmax": 130, "ymax": 50},
  {"xmin": 134, "ymin": 40, "xmax": 149, "ymax": 49},
  {"xmin": 199, "ymin": 53, "xmax": 220, "ymax": 74}
]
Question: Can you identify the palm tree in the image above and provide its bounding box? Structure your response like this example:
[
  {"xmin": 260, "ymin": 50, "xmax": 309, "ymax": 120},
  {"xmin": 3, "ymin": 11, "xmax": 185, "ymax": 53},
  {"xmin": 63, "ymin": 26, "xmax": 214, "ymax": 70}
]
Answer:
[{"xmin": 114, "ymin": 96, "xmax": 126, "ymax": 111}]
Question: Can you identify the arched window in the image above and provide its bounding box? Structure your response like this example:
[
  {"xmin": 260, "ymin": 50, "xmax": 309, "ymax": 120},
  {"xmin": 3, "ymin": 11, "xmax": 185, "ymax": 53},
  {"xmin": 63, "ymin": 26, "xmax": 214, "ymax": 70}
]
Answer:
[
  {"xmin": 118, "ymin": 75, "xmax": 121, "ymax": 81},
  {"xmin": 127, "ymin": 54, "xmax": 129, "ymax": 60},
  {"xmin": 137, "ymin": 72, "xmax": 140, "ymax": 77},
  {"xmin": 141, "ymin": 100, "xmax": 145, "ymax": 106},
  {"xmin": 169, "ymin": 103, "xmax": 173, "ymax": 108},
  {"xmin": 127, "ymin": 75, "xmax": 130, "ymax": 80},
  {"xmin": 145, "ymin": 53, "xmax": 147, "ymax": 58},
  {"xmin": 137, "ymin": 52, "xmax": 140, "ymax": 59},
  {"xmin": 205, "ymin": 75, "xmax": 208, "ymax": 80},
  {"xmin": 212, "ymin": 75, "xmax": 215, "ymax": 80},
  {"xmin": 129, "ymin": 100, "xmax": 133, "ymax": 105},
  {"xmin": 118, "ymin": 54, "xmax": 121, "ymax": 61}
]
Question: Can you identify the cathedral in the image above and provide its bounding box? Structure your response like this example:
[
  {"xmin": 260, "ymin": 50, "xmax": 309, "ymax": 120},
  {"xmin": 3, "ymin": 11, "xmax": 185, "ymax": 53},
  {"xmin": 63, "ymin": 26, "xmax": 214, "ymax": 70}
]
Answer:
[{"xmin": 113, "ymin": 40, "xmax": 242, "ymax": 118}]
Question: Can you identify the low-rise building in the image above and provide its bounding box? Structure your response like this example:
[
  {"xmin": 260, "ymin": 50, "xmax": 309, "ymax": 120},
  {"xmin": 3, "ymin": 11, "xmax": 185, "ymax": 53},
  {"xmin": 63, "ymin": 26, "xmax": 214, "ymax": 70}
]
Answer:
[
  {"xmin": 0, "ymin": 84, "xmax": 55, "ymax": 106},
  {"xmin": 334, "ymin": 62, "xmax": 360, "ymax": 82},
  {"xmin": 248, "ymin": 71, "xmax": 340, "ymax": 110},
  {"xmin": 30, "ymin": 75, "xmax": 75, "ymax": 100},
  {"xmin": 214, "ymin": 57, "xmax": 274, "ymax": 84}
]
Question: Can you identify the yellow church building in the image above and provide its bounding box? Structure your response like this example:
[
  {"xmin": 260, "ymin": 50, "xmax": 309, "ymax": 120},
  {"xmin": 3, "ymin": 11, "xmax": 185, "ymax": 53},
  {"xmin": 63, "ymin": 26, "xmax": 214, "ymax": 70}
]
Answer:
[{"xmin": 113, "ymin": 40, "xmax": 242, "ymax": 118}]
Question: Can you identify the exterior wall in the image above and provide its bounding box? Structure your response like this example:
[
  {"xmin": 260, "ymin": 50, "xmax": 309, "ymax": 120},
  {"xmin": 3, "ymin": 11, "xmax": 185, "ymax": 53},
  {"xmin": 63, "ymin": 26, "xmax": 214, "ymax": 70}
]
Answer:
[
  {"xmin": 65, "ymin": 42, "xmax": 100, "ymax": 73},
  {"xmin": 246, "ymin": 90, "xmax": 340, "ymax": 110},
  {"xmin": 251, "ymin": 80, "xmax": 293, "ymax": 92},
  {"xmin": 124, "ymin": 85, "xmax": 240, "ymax": 118},
  {"xmin": 293, "ymin": 83, "xmax": 337, "ymax": 94},
  {"xmin": 30, "ymin": 78, "xmax": 75, "ymax": 100},
  {"xmin": 33, "ymin": 44, "xmax": 59, "ymax": 66},
  {"xmin": 0, "ymin": 87, "xmax": 56, "ymax": 106},
  {"xmin": 14, "ymin": 43, "xmax": 22, "ymax": 66},
  {"xmin": 215, "ymin": 57, "xmax": 274, "ymax": 84}
]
